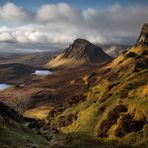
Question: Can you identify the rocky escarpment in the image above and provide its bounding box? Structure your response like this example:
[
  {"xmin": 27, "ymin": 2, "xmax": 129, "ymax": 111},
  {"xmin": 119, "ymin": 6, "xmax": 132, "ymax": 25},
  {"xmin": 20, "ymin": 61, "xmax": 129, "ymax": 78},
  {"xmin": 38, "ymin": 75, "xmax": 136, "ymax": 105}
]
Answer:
[
  {"xmin": 45, "ymin": 38, "xmax": 112, "ymax": 69},
  {"xmin": 137, "ymin": 23, "xmax": 148, "ymax": 45},
  {"xmin": 63, "ymin": 39, "xmax": 112, "ymax": 63}
]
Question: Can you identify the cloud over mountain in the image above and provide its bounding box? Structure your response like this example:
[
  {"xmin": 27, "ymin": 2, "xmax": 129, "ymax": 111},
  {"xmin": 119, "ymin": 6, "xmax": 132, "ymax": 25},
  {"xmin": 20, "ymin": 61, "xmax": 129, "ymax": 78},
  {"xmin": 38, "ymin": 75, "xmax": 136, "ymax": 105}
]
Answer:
[{"xmin": 0, "ymin": 2, "xmax": 148, "ymax": 52}]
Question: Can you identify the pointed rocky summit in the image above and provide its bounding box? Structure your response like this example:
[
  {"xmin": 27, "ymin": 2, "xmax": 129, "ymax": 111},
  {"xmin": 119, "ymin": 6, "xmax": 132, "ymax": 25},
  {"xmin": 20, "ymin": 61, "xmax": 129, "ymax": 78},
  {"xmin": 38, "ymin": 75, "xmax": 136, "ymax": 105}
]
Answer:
[
  {"xmin": 45, "ymin": 38, "xmax": 112, "ymax": 68},
  {"xmin": 137, "ymin": 23, "xmax": 148, "ymax": 45}
]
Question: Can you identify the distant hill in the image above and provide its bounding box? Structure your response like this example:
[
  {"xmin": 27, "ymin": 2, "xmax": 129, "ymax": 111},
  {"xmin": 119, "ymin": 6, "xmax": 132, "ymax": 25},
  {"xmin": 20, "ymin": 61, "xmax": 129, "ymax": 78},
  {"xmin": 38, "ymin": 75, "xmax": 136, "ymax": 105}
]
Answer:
[
  {"xmin": 100, "ymin": 44, "xmax": 130, "ymax": 57},
  {"xmin": 0, "ymin": 63, "xmax": 35, "ymax": 84},
  {"xmin": 0, "ymin": 51, "xmax": 59, "ymax": 67},
  {"xmin": 45, "ymin": 38, "xmax": 112, "ymax": 69}
]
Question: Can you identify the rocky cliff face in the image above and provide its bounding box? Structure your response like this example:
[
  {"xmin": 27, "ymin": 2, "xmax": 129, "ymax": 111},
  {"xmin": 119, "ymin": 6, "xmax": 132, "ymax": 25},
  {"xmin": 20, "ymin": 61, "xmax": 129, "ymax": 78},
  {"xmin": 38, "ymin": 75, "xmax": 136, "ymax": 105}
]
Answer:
[
  {"xmin": 63, "ymin": 38, "xmax": 112, "ymax": 63},
  {"xmin": 45, "ymin": 38, "xmax": 112, "ymax": 69},
  {"xmin": 137, "ymin": 23, "xmax": 148, "ymax": 45}
]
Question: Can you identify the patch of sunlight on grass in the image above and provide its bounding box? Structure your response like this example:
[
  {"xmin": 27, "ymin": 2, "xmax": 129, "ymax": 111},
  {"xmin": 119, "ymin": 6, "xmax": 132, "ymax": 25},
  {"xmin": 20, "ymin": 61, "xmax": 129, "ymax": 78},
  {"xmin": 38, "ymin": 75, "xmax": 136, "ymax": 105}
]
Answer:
[
  {"xmin": 23, "ymin": 107, "xmax": 50, "ymax": 119},
  {"xmin": 61, "ymin": 103, "xmax": 99, "ymax": 135}
]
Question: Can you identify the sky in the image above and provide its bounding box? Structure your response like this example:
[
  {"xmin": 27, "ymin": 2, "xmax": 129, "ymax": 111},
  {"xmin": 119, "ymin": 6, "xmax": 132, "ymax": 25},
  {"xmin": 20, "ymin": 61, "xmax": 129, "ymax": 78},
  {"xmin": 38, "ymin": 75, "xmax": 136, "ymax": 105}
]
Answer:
[{"xmin": 0, "ymin": 0, "xmax": 148, "ymax": 53}]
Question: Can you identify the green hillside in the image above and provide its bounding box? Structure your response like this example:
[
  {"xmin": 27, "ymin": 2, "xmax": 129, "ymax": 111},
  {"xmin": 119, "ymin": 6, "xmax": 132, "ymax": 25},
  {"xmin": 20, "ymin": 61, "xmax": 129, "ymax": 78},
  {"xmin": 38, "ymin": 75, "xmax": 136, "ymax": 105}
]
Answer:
[{"xmin": 47, "ymin": 44, "xmax": 148, "ymax": 147}]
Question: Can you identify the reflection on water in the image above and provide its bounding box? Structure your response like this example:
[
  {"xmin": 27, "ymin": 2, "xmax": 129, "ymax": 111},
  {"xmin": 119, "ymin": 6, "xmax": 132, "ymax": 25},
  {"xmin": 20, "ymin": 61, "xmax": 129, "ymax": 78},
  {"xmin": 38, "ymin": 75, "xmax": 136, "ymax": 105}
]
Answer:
[
  {"xmin": 33, "ymin": 70, "xmax": 53, "ymax": 76},
  {"xmin": 0, "ymin": 84, "xmax": 11, "ymax": 90}
]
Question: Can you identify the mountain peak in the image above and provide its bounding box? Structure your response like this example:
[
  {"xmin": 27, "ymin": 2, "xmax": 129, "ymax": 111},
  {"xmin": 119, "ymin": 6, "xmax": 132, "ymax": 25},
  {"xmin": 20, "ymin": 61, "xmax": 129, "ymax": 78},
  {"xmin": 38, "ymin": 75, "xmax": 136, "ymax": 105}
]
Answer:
[
  {"xmin": 63, "ymin": 38, "xmax": 112, "ymax": 62},
  {"xmin": 45, "ymin": 38, "xmax": 112, "ymax": 68},
  {"xmin": 73, "ymin": 38, "xmax": 92, "ymax": 45}
]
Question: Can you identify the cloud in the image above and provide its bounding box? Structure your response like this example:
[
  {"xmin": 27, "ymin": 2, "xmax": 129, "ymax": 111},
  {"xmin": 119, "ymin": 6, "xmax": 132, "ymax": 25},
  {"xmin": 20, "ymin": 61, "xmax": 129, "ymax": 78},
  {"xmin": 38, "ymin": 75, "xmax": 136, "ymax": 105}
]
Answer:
[
  {"xmin": 0, "ymin": 2, "xmax": 148, "ymax": 52},
  {"xmin": 0, "ymin": 32, "xmax": 14, "ymax": 42},
  {"xmin": 0, "ymin": 2, "xmax": 33, "ymax": 23},
  {"xmin": 36, "ymin": 3, "xmax": 82, "ymax": 23},
  {"xmin": 82, "ymin": 4, "xmax": 148, "ymax": 41}
]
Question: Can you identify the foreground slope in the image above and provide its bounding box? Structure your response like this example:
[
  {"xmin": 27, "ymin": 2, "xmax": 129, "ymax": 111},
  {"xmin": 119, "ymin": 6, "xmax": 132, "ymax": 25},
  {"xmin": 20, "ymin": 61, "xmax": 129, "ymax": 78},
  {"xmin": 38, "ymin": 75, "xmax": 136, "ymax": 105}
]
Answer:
[{"xmin": 0, "ymin": 102, "xmax": 49, "ymax": 148}]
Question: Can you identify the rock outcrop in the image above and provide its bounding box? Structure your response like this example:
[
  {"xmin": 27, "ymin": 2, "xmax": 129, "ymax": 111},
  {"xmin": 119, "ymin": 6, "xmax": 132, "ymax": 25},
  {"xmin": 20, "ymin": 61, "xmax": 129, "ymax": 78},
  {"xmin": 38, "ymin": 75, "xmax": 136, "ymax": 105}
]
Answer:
[{"xmin": 137, "ymin": 23, "xmax": 148, "ymax": 45}]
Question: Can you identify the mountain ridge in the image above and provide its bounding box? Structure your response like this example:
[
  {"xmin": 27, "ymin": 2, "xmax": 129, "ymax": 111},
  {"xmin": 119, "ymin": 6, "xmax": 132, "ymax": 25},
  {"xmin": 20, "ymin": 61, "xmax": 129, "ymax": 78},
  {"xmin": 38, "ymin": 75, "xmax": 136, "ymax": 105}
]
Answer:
[{"xmin": 45, "ymin": 38, "xmax": 112, "ymax": 69}]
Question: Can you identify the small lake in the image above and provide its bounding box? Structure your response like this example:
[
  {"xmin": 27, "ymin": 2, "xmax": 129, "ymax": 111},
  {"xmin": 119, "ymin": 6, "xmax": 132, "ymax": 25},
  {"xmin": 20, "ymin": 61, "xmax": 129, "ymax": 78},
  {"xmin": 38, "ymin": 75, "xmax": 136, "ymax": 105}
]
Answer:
[
  {"xmin": 0, "ymin": 84, "xmax": 12, "ymax": 90},
  {"xmin": 33, "ymin": 70, "xmax": 53, "ymax": 76}
]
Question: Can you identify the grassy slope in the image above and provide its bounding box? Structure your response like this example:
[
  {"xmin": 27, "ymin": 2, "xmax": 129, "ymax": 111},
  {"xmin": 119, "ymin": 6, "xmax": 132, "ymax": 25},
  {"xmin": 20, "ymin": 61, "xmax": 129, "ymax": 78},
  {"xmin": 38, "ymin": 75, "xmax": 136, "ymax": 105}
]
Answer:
[
  {"xmin": 48, "ymin": 45, "xmax": 148, "ymax": 146},
  {"xmin": 0, "ymin": 102, "xmax": 49, "ymax": 148},
  {"xmin": 0, "ymin": 122, "xmax": 48, "ymax": 148}
]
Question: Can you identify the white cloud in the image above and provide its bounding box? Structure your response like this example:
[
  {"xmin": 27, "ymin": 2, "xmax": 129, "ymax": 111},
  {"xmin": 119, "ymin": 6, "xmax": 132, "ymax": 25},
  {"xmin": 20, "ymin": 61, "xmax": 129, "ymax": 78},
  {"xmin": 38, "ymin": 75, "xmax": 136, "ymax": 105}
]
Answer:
[
  {"xmin": 36, "ymin": 3, "xmax": 82, "ymax": 23},
  {"xmin": 28, "ymin": 31, "xmax": 48, "ymax": 43},
  {"xmin": 83, "ymin": 8, "xmax": 97, "ymax": 20},
  {"xmin": 0, "ymin": 32, "xmax": 14, "ymax": 42},
  {"xmin": 0, "ymin": 2, "xmax": 33, "ymax": 23},
  {"xmin": 0, "ymin": 2, "xmax": 148, "ymax": 52}
]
